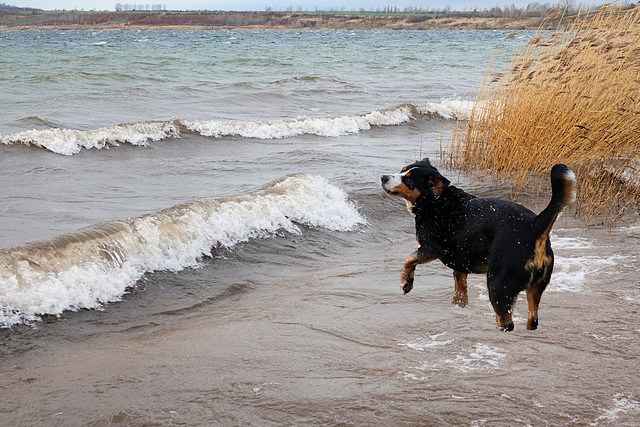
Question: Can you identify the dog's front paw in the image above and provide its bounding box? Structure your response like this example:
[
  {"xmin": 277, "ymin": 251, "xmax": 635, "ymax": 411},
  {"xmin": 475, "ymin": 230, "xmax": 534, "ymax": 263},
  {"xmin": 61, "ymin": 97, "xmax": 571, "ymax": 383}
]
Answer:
[
  {"xmin": 401, "ymin": 278, "xmax": 414, "ymax": 295},
  {"xmin": 500, "ymin": 323, "xmax": 515, "ymax": 332},
  {"xmin": 401, "ymin": 266, "xmax": 415, "ymax": 295}
]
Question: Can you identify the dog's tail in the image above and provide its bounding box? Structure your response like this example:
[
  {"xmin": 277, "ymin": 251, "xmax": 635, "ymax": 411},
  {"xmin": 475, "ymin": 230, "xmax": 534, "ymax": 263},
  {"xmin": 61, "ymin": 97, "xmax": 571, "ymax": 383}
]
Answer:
[{"xmin": 531, "ymin": 164, "xmax": 576, "ymax": 240}]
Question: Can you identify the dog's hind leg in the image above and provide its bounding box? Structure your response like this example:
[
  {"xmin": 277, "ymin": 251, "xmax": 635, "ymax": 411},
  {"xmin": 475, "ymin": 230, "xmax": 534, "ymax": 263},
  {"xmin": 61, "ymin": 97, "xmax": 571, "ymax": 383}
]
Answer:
[
  {"xmin": 526, "ymin": 290, "xmax": 541, "ymax": 330},
  {"xmin": 488, "ymin": 282, "xmax": 516, "ymax": 331},
  {"xmin": 452, "ymin": 271, "xmax": 468, "ymax": 307},
  {"xmin": 526, "ymin": 278, "xmax": 549, "ymax": 330},
  {"xmin": 401, "ymin": 249, "xmax": 437, "ymax": 295}
]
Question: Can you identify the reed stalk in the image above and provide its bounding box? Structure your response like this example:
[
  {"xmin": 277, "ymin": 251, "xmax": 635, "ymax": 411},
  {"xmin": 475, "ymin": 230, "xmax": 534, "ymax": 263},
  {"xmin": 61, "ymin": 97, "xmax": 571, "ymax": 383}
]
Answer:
[{"xmin": 446, "ymin": 3, "xmax": 640, "ymax": 225}]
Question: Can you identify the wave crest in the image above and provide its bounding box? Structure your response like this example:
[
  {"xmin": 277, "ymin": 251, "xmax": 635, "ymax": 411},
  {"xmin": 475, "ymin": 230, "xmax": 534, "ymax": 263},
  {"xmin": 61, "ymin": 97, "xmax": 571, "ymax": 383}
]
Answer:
[
  {"xmin": 0, "ymin": 174, "xmax": 366, "ymax": 327},
  {"xmin": 179, "ymin": 105, "xmax": 416, "ymax": 139},
  {"xmin": 0, "ymin": 121, "xmax": 180, "ymax": 155},
  {"xmin": 0, "ymin": 101, "xmax": 475, "ymax": 155}
]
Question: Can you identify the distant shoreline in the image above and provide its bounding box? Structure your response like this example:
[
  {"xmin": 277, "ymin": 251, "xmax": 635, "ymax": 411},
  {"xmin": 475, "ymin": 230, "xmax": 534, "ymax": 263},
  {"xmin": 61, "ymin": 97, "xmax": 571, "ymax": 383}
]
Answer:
[{"xmin": 0, "ymin": 11, "xmax": 568, "ymax": 31}]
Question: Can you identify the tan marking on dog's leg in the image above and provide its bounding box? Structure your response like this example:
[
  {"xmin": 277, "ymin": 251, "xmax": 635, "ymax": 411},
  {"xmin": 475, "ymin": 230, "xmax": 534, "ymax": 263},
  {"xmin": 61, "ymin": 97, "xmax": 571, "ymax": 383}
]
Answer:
[
  {"xmin": 401, "ymin": 255, "xmax": 417, "ymax": 295},
  {"xmin": 492, "ymin": 300, "xmax": 515, "ymax": 332},
  {"xmin": 526, "ymin": 287, "xmax": 542, "ymax": 330},
  {"xmin": 496, "ymin": 311, "xmax": 514, "ymax": 332},
  {"xmin": 452, "ymin": 271, "xmax": 468, "ymax": 307},
  {"xmin": 401, "ymin": 252, "xmax": 436, "ymax": 295}
]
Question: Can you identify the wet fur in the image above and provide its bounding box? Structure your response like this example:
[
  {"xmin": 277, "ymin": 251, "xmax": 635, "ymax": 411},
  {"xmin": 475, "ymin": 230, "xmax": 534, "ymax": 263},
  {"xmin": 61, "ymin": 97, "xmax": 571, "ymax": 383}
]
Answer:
[{"xmin": 381, "ymin": 158, "xmax": 575, "ymax": 331}]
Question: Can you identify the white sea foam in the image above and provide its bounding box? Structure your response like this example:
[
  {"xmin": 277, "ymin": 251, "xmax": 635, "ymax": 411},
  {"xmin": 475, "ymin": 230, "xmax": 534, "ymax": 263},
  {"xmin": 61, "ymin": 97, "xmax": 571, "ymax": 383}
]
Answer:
[
  {"xmin": 551, "ymin": 255, "xmax": 620, "ymax": 293},
  {"xmin": 552, "ymin": 235, "xmax": 593, "ymax": 250},
  {"xmin": 416, "ymin": 100, "xmax": 477, "ymax": 120},
  {"xmin": 444, "ymin": 343, "xmax": 507, "ymax": 372},
  {"xmin": 397, "ymin": 332, "xmax": 453, "ymax": 351},
  {"xmin": 467, "ymin": 232, "xmax": 626, "ymax": 296},
  {"xmin": 402, "ymin": 342, "xmax": 507, "ymax": 381},
  {"xmin": 0, "ymin": 121, "xmax": 180, "ymax": 156},
  {"xmin": 551, "ymin": 235, "xmax": 625, "ymax": 293},
  {"xmin": 179, "ymin": 105, "xmax": 417, "ymax": 139},
  {"xmin": 0, "ymin": 101, "xmax": 472, "ymax": 155},
  {"xmin": 604, "ymin": 159, "xmax": 640, "ymax": 188},
  {"xmin": 0, "ymin": 174, "xmax": 366, "ymax": 327},
  {"xmin": 182, "ymin": 102, "xmax": 476, "ymax": 139},
  {"xmin": 591, "ymin": 394, "xmax": 640, "ymax": 425}
]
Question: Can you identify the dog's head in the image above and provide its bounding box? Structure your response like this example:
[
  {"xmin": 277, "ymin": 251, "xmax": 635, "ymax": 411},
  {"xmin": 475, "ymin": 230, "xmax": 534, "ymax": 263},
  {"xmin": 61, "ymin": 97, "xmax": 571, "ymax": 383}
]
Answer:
[{"xmin": 380, "ymin": 158, "xmax": 450, "ymax": 205}]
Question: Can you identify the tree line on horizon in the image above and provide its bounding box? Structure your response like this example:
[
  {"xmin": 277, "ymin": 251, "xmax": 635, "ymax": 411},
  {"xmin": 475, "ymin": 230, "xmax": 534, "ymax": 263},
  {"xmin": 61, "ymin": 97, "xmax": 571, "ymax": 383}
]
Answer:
[
  {"xmin": 262, "ymin": 1, "xmax": 637, "ymax": 17},
  {"xmin": 0, "ymin": 0, "xmax": 637, "ymax": 21},
  {"xmin": 108, "ymin": 1, "xmax": 636, "ymax": 17},
  {"xmin": 0, "ymin": 2, "xmax": 36, "ymax": 10},
  {"xmin": 114, "ymin": 3, "xmax": 166, "ymax": 11},
  {"xmin": 2, "ymin": 1, "xmax": 636, "ymax": 16}
]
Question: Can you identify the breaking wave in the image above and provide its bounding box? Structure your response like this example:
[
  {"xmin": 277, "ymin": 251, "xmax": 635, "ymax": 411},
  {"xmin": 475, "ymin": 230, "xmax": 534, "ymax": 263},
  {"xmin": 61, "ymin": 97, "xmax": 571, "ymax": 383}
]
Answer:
[
  {"xmin": 0, "ymin": 121, "xmax": 181, "ymax": 156},
  {"xmin": 0, "ymin": 101, "xmax": 475, "ymax": 155},
  {"xmin": 0, "ymin": 174, "xmax": 366, "ymax": 327}
]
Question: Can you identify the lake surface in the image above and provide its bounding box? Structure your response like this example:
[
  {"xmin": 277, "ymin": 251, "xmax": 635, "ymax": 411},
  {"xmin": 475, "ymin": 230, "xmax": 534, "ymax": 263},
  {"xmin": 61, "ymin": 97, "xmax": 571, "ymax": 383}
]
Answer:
[{"xmin": 0, "ymin": 30, "xmax": 638, "ymax": 426}]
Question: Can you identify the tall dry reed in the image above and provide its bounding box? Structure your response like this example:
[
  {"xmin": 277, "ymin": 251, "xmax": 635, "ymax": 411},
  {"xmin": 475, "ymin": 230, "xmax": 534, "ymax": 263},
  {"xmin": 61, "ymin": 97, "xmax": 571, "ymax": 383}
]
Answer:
[{"xmin": 446, "ymin": 4, "xmax": 640, "ymax": 225}]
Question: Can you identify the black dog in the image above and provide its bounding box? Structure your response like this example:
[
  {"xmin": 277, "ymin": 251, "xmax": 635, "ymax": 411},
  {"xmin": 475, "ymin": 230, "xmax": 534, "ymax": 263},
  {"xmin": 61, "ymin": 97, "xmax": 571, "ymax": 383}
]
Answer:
[{"xmin": 381, "ymin": 158, "xmax": 575, "ymax": 331}]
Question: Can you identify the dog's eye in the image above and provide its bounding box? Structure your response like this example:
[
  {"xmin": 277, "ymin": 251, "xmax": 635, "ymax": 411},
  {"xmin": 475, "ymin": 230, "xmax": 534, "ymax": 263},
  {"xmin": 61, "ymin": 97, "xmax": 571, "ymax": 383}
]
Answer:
[{"xmin": 403, "ymin": 175, "xmax": 415, "ymax": 189}]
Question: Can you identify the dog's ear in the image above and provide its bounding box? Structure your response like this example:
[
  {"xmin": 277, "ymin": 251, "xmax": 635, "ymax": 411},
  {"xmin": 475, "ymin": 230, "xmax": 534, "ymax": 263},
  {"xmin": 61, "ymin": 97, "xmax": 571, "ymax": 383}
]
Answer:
[
  {"xmin": 425, "ymin": 162, "xmax": 450, "ymax": 197},
  {"xmin": 428, "ymin": 174, "xmax": 449, "ymax": 197}
]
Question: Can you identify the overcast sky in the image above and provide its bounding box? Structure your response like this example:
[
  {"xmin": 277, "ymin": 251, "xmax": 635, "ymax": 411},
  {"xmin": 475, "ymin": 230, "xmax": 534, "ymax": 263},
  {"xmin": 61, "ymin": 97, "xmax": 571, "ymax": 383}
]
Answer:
[{"xmin": 10, "ymin": 0, "xmax": 555, "ymax": 12}]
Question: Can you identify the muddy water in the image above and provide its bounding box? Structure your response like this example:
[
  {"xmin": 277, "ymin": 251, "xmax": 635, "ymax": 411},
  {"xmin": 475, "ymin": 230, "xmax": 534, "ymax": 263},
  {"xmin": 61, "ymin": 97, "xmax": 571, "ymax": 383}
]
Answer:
[
  {"xmin": 1, "ymin": 30, "xmax": 638, "ymax": 426},
  {"xmin": 2, "ymin": 189, "xmax": 639, "ymax": 425}
]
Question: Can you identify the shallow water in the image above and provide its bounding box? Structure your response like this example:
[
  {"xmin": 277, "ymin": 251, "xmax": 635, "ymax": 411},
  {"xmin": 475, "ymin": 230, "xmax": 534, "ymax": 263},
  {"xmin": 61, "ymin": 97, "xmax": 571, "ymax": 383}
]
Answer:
[{"xmin": 1, "ymin": 30, "xmax": 639, "ymax": 426}]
